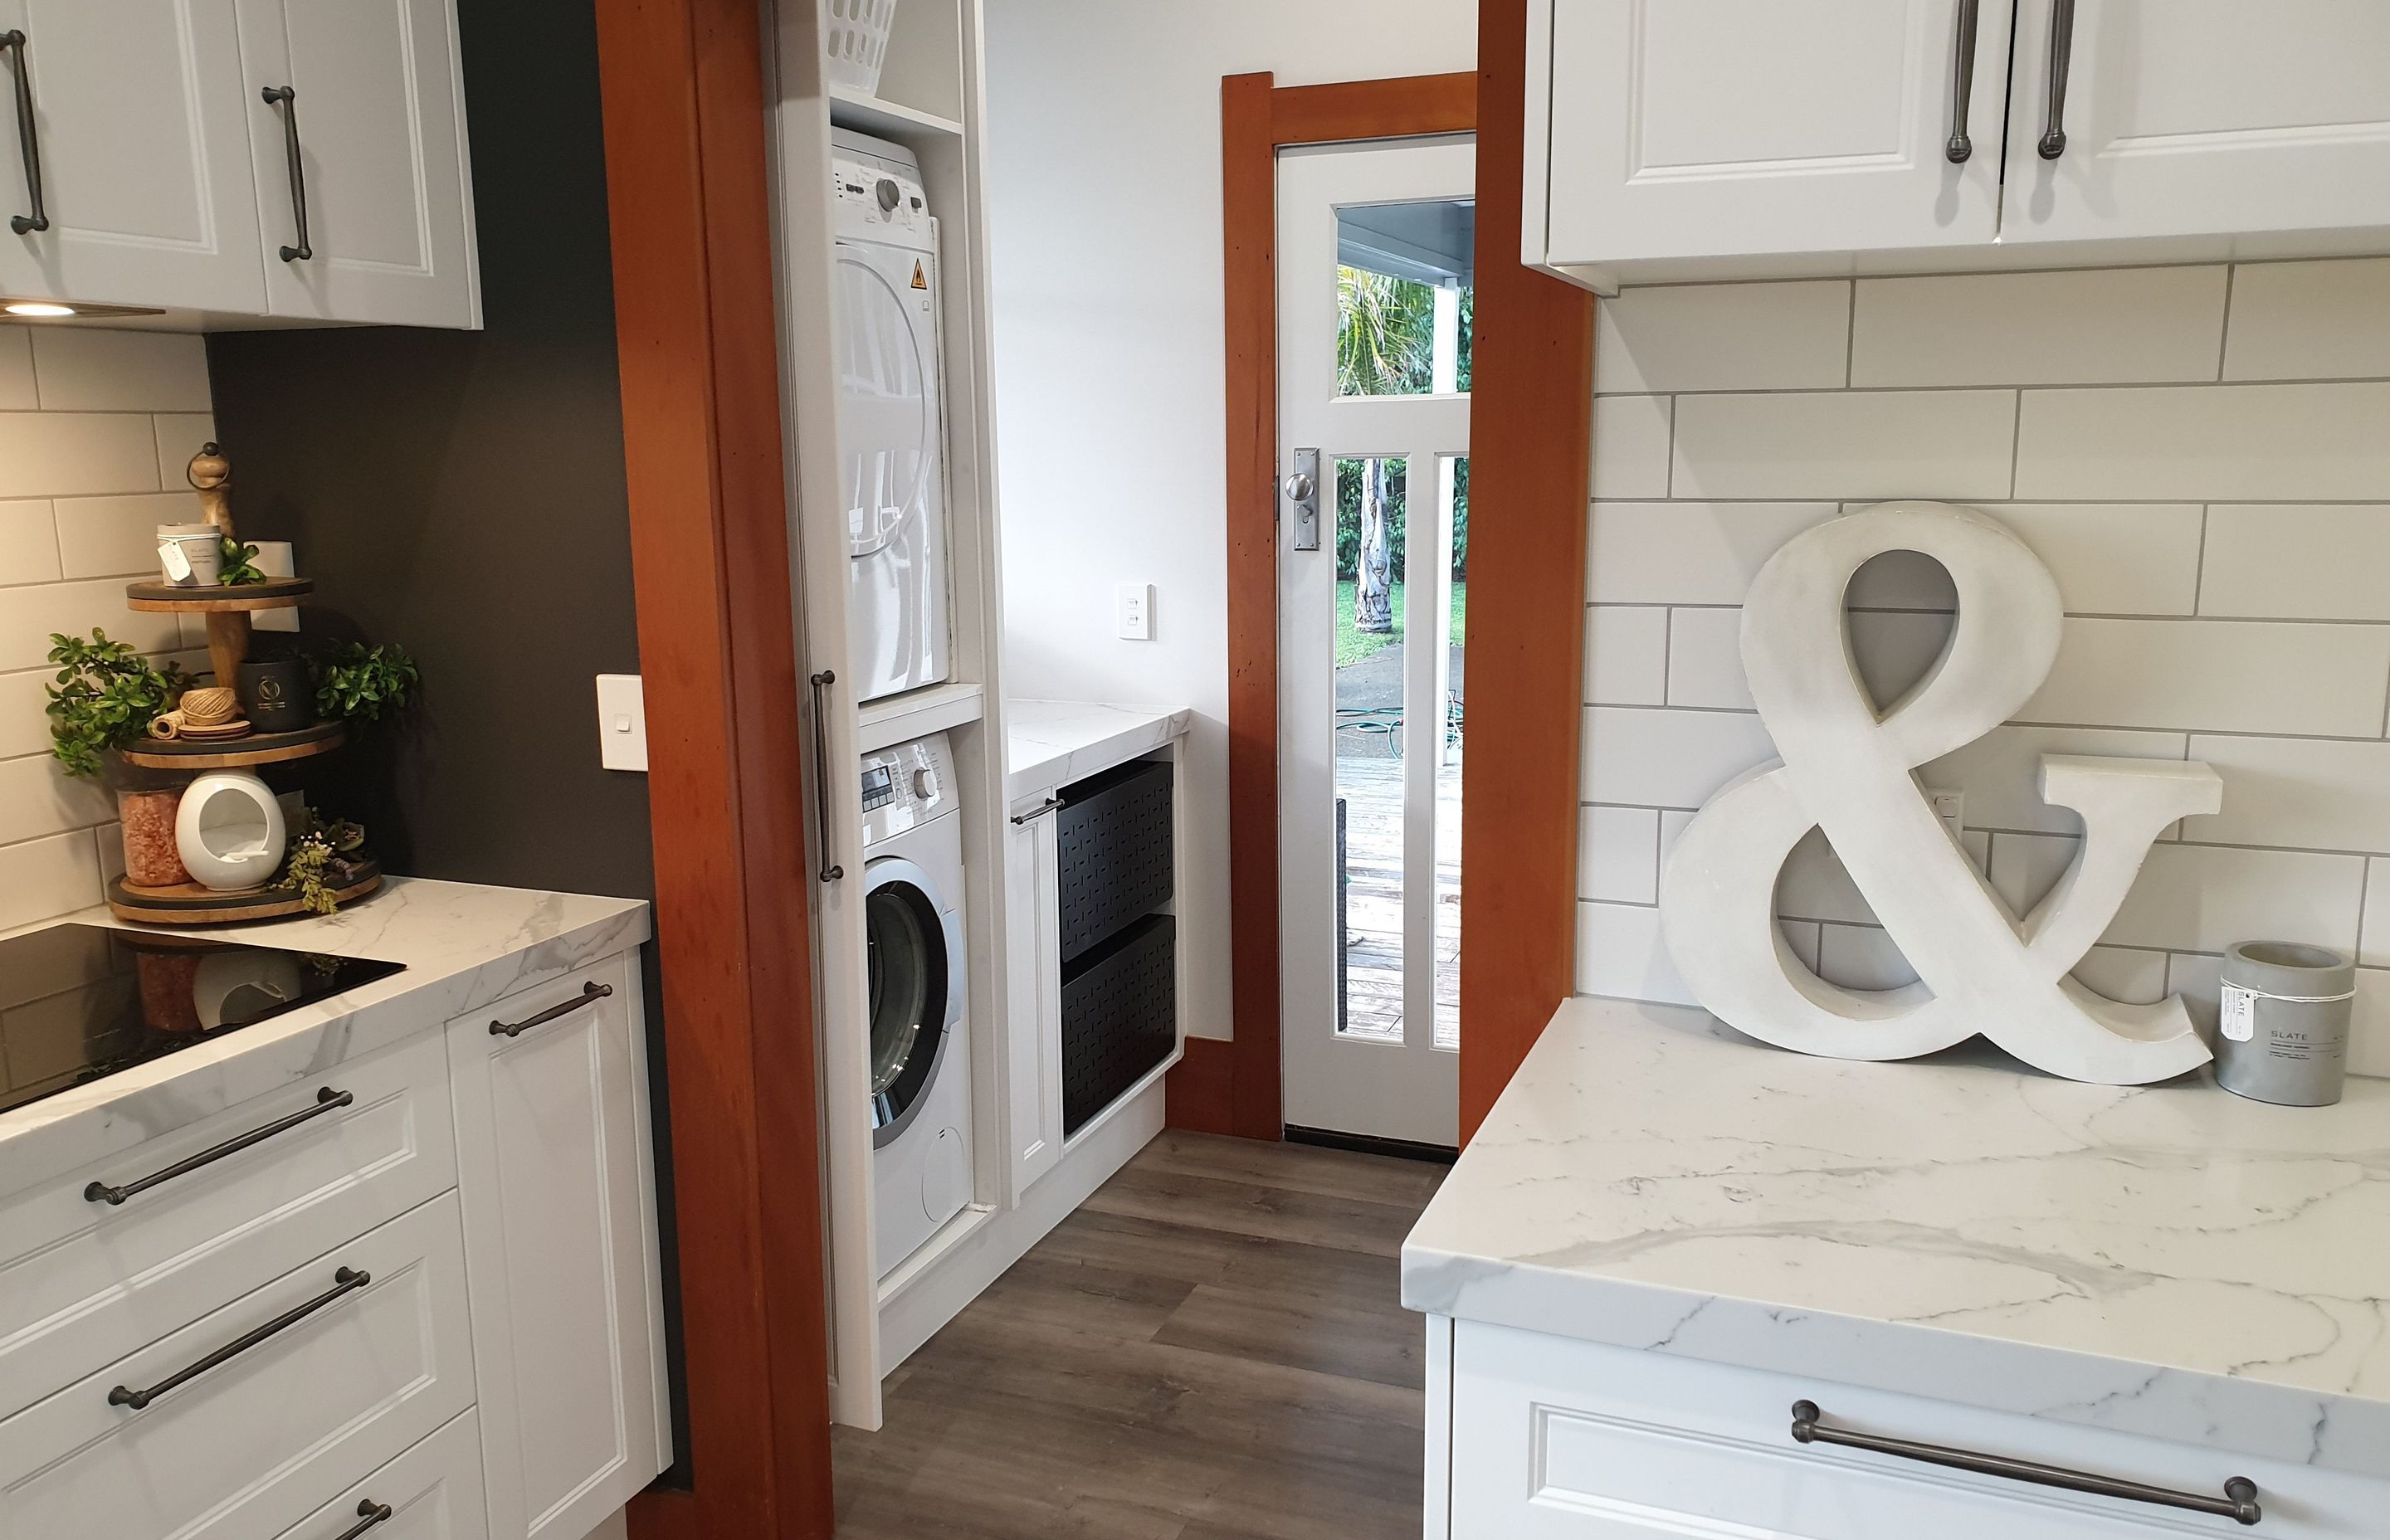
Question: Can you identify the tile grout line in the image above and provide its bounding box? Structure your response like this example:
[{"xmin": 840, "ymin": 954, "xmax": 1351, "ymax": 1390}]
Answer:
[{"xmin": 2215, "ymin": 263, "xmax": 2239, "ymax": 382}]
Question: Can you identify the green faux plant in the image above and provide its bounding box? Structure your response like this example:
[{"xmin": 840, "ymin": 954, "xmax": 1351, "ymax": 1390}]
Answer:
[
  {"xmin": 311, "ymin": 642, "xmax": 421, "ymax": 724},
  {"xmin": 217, "ymin": 538, "xmax": 267, "ymax": 586},
  {"xmin": 278, "ymin": 803, "xmax": 369, "ymax": 915},
  {"xmin": 45, "ymin": 631, "xmax": 188, "ymax": 778}
]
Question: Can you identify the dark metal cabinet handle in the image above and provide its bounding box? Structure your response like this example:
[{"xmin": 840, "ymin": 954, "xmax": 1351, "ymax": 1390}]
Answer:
[
  {"xmin": 85, "ymin": 1086, "xmax": 353, "ymax": 1206},
  {"xmin": 331, "ymin": 1499, "xmax": 396, "ymax": 1540},
  {"xmin": 261, "ymin": 85, "xmax": 311, "ymax": 260},
  {"xmin": 2038, "ymin": 0, "xmax": 2077, "ymax": 159},
  {"xmin": 1010, "ymin": 797, "xmax": 1061, "ymax": 826},
  {"xmin": 110, "ymin": 1266, "xmax": 369, "ymax": 1411},
  {"xmin": 490, "ymin": 979, "xmax": 612, "ymax": 1038},
  {"xmin": 1791, "ymin": 1401, "xmax": 2261, "ymax": 1526},
  {"xmin": 810, "ymin": 670, "xmax": 844, "ymax": 882},
  {"xmin": 1944, "ymin": 0, "xmax": 1980, "ymax": 163},
  {"xmin": 2, "ymin": 30, "xmax": 46, "ymax": 234}
]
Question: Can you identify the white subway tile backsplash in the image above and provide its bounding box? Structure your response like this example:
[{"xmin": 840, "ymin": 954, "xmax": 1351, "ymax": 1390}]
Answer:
[
  {"xmin": 0, "ymin": 831, "xmax": 102, "ymax": 933},
  {"xmin": 1594, "ymin": 280, "xmax": 1849, "ymax": 394},
  {"xmin": 2167, "ymin": 953, "xmax": 2223, "ymax": 1037},
  {"xmin": 2363, "ymin": 861, "xmax": 2388, "ymax": 967},
  {"xmin": 1978, "ymin": 504, "xmax": 2204, "ymax": 616},
  {"xmin": 2022, "ymin": 618, "xmax": 2390, "ymax": 738},
  {"xmin": 1576, "ymin": 900, "xmax": 1697, "ymax": 1005},
  {"xmin": 1584, "ymin": 606, "xmax": 1667, "ymax": 705},
  {"xmin": 2015, "ymin": 383, "xmax": 2390, "ymax": 501},
  {"xmin": 2184, "ymin": 736, "xmax": 2390, "ymax": 854},
  {"xmin": 1988, "ymin": 831, "xmax": 2076, "ymax": 918},
  {"xmin": 1924, "ymin": 725, "xmax": 2188, "ymax": 836},
  {"xmin": 2199, "ymin": 505, "xmax": 2390, "ymax": 621},
  {"xmin": 1580, "ymin": 806, "xmax": 1660, "ymax": 904},
  {"xmin": 1851, "ymin": 267, "xmax": 2227, "ymax": 388},
  {"xmin": 1782, "ymin": 919, "xmax": 1822, "ymax": 976},
  {"xmin": 2105, "ymin": 844, "xmax": 2366, "ymax": 955},
  {"xmin": 1816, "ymin": 924, "xmax": 1916, "ymax": 991},
  {"xmin": 0, "ymin": 413, "xmax": 163, "ymax": 500},
  {"xmin": 0, "ymin": 501, "xmax": 62, "ymax": 585},
  {"xmin": 1665, "ymin": 607, "xmax": 1747, "ymax": 709},
  {"xmin": 53, "ymin": 492, "xmax": 190, "ymax": 581},
  {"xmin": 1776, "ymin": 830, "xmax": 1877, "ymax": 925},
  {"xmin": 0, "ymin": 578, "xmax": 181, "ymax": 672},
  {"xmin": 2071, "ymin": 946, "xmax": 2170, "ymax": 1006},
  {"xmin": 1672, "ymin": 390, "xmax": 2016, "ymax": 501},
  {"xmin": 2222, "ymin": 258, "xmax": 2390, "ymax": 382},
  {"xmin": 1588, "ymin": 395, "xmax": 1673, "ymax": 499},
  {"xmin": 2353, "ymin": 971, "xmax": 2389, "ymax": 1079},
  {"xmin": 0, "ymin": 671, "xmax": 53, "ymax": 759},
  {"xmin": 0, "ymin": 754, "xmax": 114, "ymax": 847},
  {"xmin": 0, "ymin": 329, "xmax": 32, "ymax": 411},
  {"xmin": 28, "ymin": 329, "xmax": 210, "ymax": 412},
  {"xmin": 1583, "ymin": 705, "xmax": 1774, "ymax": 809},
  {"xmin": 151, "ymin": 413, "xmax": 218, "ymax": 490},
  {"xmin": 1588, "ymin": 501, "xmax": 1837, "ymax": 604}
]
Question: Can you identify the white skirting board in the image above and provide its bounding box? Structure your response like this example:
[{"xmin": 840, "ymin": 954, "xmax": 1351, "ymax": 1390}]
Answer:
[{"xmin": 876, "ymin": 1078, "xmax": 1166, "ymax": 1372}]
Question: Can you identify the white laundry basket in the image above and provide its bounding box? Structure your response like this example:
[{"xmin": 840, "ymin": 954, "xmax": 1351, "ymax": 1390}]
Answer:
[{"xmin": 821, "ymin": 0, "xmax": 897, "ymax": 95}]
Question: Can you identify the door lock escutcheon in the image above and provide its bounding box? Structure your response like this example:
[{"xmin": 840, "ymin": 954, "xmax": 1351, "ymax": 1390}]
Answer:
[{"xmin": 1285, "ymin": 448, "xmax": 1320, "ymax": 551}]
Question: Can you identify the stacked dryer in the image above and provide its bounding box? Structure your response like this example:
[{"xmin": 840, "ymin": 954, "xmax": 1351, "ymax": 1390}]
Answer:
[{"xmin": 831, "ymin": 128, "xmax": 953, "ymax": 704}]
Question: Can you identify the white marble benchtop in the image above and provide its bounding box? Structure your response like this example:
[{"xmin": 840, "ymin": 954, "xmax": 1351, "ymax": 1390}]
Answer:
[
  {"xmin": 1005, "ymin": 699, "xmax": 1192, "ymax": 800},
  {"xmin": 1403, "ymin": 995, "xmax": 2390, "ymax": 1479},
  {"xmin": 0, "ymin": 877, "xmax": 650, "ymax": 1195}
]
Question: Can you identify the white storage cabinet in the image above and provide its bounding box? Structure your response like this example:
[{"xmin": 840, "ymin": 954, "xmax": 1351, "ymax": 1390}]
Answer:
[
  {"xmin": 0, "ymin": 0, "xmax": 478, "ymax": 324},
  {"xmin": 1530, "ymin": 0, "xmax": 2390, "ymax": 289}
]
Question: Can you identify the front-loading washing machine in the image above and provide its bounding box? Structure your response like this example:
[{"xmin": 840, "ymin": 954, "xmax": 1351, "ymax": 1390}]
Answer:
[
  {"xmin": 861, "ymin": 732, "xmax": 973, "ymax": 1278},
  {"xmin": 832, "ymin": 128, "xmax": 951, "ymax": 704}
]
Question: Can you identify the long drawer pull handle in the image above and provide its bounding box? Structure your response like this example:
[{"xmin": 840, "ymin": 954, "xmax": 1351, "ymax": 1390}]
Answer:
[
  {"xmin": 490, "ymin": 979, "xmax": 612, "ymax": 1037},
  {"xmin": 85, "ymin": 1085, "xmax": 352, "ymax": 1206},
  {"xmin": 810, "ymin": 670, "xmax": 845, "ymax": 882},
  {"xmin": 2, "ymin": 29, "xmax": 46, "ymax": 233},
  {"xmin": 2038, "ymin": 0, "xmax": 2076, "ymax": 159},
  {"xmin": 331, "ymin": 1499, "xmax": 396, "ymax": 1540},
  {"xmin": 110, "ymin": 1266, "xmax": 369, "ymax": 1411},
  {"xmin": 1791, "ymin": 1401, "xmax": 2260, "ymax": 1525},
  {"xmin": 1944, "ymin": 0, "xmax": 1980, "ymax": 163},
  {"xmin": 260, "ymin": 85, "xmax": 312, "ymax": 260},
  {"xmin": 1010, "ymin": 797, "xmax": 1061, "ymax": 826}
]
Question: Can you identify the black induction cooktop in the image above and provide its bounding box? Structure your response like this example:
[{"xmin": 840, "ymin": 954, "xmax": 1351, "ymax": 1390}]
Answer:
[{"xmin": 0, "ymin": 924, "xmax": 406, "ymax": 1118}]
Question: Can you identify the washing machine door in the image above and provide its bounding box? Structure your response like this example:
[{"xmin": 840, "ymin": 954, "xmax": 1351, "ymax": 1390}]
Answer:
[{"xmin": 864, "ymin": 855, "xmax": 965, "ymax": 1148}]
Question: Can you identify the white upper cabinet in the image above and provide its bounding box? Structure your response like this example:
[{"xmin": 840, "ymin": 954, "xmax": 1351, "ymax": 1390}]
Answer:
[
  {"xmin": 1532, "ymin": 0, "xmax": 2390, "ymax": 288},
  {"xmin": 0, "ymin": 0, "xmax": 266, "ymax": 312},
  {"xmin": 1540, "ymin": 0, "xmax": 2011, "ymax": 272},
  {"xmin": 233, "ymin": 0, "xmax": 479, "ymax": 327},
  {"xmin": 2002, "ymin": 0, "xmax": 2390, "ymax": 247}
]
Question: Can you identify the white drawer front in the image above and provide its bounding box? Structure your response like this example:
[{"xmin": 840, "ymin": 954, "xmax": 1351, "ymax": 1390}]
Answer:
[
  {"xmin": 277, "ymin": 1411, "xmax": 489, "ymax": 1540},
  {"xmin": 0, "ymin": 1192, "xmax": 476, "ymax": 1540},
  {"xmin": 0, "ymin": 1029, "xmax": 456, "ymax": 1421},
  {"xmin": 1451, "ymin": 1321, "xmax": 2384, "ymax": 1539}
]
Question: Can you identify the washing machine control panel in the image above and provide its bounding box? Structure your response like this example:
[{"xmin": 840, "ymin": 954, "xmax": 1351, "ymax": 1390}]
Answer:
[
  {"xmin": 830, "ymin": 145, "xmax": 929, "ymax": 240},
  {"xmin": 859, "ymin": 731, "xmax": 958, "ymax": 846}
]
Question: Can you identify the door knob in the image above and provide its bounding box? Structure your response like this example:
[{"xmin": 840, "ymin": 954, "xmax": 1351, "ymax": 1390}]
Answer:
[{"xmin": 1281, "ymin": 471, "xmax": 1315, "ymax": 502}]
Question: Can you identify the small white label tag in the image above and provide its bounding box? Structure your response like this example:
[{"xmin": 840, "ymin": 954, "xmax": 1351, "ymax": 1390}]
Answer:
[
  {"xmin": 159, "ymin": 541, "xmax": 192, "ymax": 582},
  {"xmin": 2221, "ymin": 981, "xmax": 2258, "ymax": 1042}
]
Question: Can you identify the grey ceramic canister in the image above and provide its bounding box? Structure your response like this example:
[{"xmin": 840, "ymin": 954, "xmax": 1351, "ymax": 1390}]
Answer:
[{"xmin": 2215, "ymin": 941, "xmax": 2355, "ymax": 1106}]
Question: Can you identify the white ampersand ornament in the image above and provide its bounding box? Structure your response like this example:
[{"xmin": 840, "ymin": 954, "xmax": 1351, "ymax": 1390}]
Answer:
[{"xmin": 1660, "ymin": 502, "xmax": 2222, "ymax": 1085}]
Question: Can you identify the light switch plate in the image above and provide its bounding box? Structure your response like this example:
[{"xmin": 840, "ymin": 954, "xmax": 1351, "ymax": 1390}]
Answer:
[
  {"xmin": 595, "ymin": 674, "xmax": 648, "ymax": 772},
  {"xmin": 1116, "ymin": 582, "xmax": 1154, "ymax": 641}
]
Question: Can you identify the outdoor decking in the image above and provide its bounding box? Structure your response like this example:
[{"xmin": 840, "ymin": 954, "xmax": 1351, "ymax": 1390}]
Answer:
[{"xmin": 1335, "ymin": 751, "xmax": 1462, "ymax": 1051}]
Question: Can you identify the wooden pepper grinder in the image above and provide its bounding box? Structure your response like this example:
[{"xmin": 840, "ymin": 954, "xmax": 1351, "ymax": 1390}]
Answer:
[{"xmin": 187, "ymin": 443, "xmax": 250, "ymax": 687}]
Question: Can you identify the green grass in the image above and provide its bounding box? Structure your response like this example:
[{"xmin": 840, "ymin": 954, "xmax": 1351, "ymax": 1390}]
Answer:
[{"xmin": 1334, "ymin": 579, "xmax": 1467, "ymax": 669}]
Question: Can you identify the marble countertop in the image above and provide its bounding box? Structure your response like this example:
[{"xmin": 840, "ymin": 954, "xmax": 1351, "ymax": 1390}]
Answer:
[
  {"xmin": 1006, "ymin": 699, "xmax": 1192, "ymax": 800},
  {"xmin": 1404, "ymin": 996, "xmax": 2390, "ymax": 1479},
  {"xmin": 1, "ymin": 877, "xmax": 650, "ymax": 1196}
]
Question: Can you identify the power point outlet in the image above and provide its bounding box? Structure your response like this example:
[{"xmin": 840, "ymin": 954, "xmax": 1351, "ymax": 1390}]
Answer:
[
  {"xmin": 1926, "ymin": 787, "xmax": 1964, "ymax": 847},
  {"xmin": 1116, "ymin": 582, "xmax": 1154, "ymax": 641}
]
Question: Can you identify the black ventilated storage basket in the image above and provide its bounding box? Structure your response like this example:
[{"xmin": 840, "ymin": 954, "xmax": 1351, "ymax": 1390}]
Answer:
[
  {"xmin": 1061, "ymin": 914, "xmax": 1176, "ymax": 1138},
  {"xmin": 1055, "ymin": 758, "xmax": 1173, "ymax": 964}
]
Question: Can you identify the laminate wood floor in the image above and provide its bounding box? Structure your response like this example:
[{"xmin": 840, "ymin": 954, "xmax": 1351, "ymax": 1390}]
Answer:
[{"xmin": 833, "ymin": 1131, "xmax": 1448, "ymax": 1539}]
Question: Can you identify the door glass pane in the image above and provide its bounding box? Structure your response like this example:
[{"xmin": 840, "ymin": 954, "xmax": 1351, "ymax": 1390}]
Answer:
[
  {"xmin": 1334, "ymin": 200, "xmax": 1473, "ymax": 398},
  {"xmin": 1435, "ymin": 458, "xmax": 1466, "ymax": 1052},
  {"xmin": 1335, "ymin": 456, "xmax": 1407, "ymax": 1040}
]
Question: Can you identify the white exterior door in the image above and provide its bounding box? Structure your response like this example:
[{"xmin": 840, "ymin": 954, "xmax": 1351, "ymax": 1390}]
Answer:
[
  {"xmin": 2002, "ymin": 0, "xmax": 2390, "ymax": 247},
  {"xmin": 0, "ymin": 0, "xmax": 264, "ymax": 312},
  {"xmin": 1280, "ymin": 136, "xmax": 1472, "ymax": 1150},
  {"xmin": 234, "ymin": 0, "xmax": 478, "ymax": 327},
  {"xmin": 1540, "ymin": 0, "xmax": 2010, "ymax": 269}
]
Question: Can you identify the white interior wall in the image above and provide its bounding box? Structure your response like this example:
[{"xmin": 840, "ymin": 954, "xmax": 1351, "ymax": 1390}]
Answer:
[{"xmin": 982, "ymin": 1, "xmax": 1478, "ymax": 1042}]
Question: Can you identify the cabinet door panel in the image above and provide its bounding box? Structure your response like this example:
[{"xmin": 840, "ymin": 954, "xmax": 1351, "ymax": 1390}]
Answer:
[
  {"xmin": 448, "ymin": 955, "xmax": 666, "ymax": 1540},
  {"xmin": 2004, "ymin": 0, "xmax": 2390, "ymax": 246},
  {"xmin": 1004, "ymin": 792, "xmax": 1062, "ymax": 1201},
  {"xmin": 234, "ymin": 0, "xmax": 477, "ymax": 326},
  {"xmin": 0, "ymin": 0, "xmax": 264, "ymax": 311},
  {"xmin": 1542, "ymin": 0, "xmax": 2007, "ymax": 267}
]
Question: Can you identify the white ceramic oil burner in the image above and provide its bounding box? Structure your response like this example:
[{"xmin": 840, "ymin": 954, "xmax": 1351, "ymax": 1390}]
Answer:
[{"xmin": 173, "ymin": 771, "xmax": 288, "ymax": 892}]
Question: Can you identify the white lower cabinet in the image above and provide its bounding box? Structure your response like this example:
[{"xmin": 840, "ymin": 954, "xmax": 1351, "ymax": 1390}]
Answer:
[
  {"xmin": 1003, "ymin": 787, "xmax": 1065, "ymax": 1201},
  {"xmin": 279, "ymin": 1410, "xmax": 489, "ymax": 1540},
  {"xmin": 0, "ymin": 1193, "xmax": 476, "ymax": 1540},
  {"xmin": 1441, "ymin": 1318, "xmax": 2384, "ymax": 1538},
  {"xmin": 447, "ymin": 956, "xmax": 668, "ymax": 1540}
]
